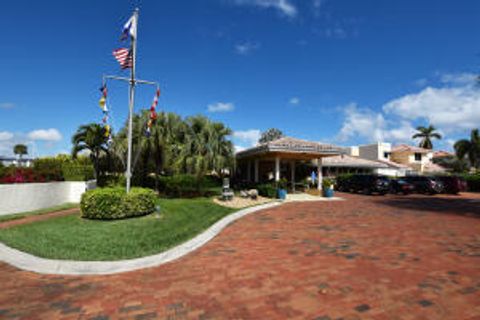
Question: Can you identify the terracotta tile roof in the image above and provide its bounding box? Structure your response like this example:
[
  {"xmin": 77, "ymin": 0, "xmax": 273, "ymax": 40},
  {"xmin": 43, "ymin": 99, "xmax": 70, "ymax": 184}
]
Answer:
[
  {"xmin": 236, "ymin": 136, "xmax": 343, "ymax": 158},
  {"xmin": 423, "ymin": 162, "xmax": 447, "ymax": 173},
  {"xmin": 375, "ymin": 159, "xmax": 412, "ymax": 169},
  {"xmin": 433, "ymin": 150, "xmax": 454, "ymax": 158},
  {"xmin": 323, "ymin": 155, "xmax": 389, "ymax": 168},
  {"xmin": 391, "ymin": 144, "xmax": 431, "ymax": 154}
]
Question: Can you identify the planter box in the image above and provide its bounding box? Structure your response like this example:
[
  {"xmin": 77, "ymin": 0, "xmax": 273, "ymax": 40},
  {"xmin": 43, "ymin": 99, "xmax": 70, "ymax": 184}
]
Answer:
[{"xmin": 0, "ymin": 180, "xmax": 96, "ymax": 216}]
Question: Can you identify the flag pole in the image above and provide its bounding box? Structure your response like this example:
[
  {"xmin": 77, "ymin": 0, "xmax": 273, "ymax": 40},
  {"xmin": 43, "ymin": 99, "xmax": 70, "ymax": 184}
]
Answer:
[{"xmin": 126, "ymin": 8, "xmax": 139, "ymax": 193}]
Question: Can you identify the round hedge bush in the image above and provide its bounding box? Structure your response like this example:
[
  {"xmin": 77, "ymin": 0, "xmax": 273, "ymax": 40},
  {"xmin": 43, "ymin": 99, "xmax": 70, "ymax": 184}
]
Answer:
[{"xmin": 80, "ymin": 187, "xmax": 157, "ymax": 220}]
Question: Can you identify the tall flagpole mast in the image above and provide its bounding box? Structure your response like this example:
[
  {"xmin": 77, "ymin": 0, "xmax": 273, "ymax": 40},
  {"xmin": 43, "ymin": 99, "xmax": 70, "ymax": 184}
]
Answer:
[{"xmin": 126, "ymin": 8, "xmax": 139, "ymax": 193}]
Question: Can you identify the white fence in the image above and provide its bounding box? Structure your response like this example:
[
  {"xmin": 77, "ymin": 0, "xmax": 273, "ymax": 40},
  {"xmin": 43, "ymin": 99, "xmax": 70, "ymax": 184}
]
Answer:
[{"xmin": 0, "ymin": 181, "xmax": 96, "ymax": 216}]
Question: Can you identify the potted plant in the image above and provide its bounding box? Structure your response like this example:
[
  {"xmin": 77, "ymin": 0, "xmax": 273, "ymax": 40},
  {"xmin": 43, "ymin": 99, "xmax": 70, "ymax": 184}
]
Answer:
[
  {"xmin": 322, "ymin": 178, "xmax": 334, "ymax": 198},
  {"xmin": 276, "ymin": 178, "xmax": 288, "ymax": 200}
]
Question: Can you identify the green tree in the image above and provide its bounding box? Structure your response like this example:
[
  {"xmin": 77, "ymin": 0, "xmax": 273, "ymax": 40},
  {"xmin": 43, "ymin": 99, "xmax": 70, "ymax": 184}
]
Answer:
[
  {"xmin": 71, "ymin": 123, "xmax": 109, "ymax": 179},
  {"xmin": 13, "ymin": 144, "xmax": 28, "ymax": 159},
  {"xmin": 259, "ymin": 128, "xmax": 284, "ymax": 144},
  {"xmin": 174, "ymin": 115, "xmax": 233, "ymax": 176},
  {"xmin": 412, "ymin": 125, "xmax": 442, "ymax": 149},
  {"xmin": 454, "ymin": 128, "xmax": 480, "ymax": 170}
]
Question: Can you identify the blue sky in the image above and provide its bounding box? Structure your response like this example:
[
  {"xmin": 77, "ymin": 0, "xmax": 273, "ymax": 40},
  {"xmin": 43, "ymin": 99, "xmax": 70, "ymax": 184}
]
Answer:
[{"xmin": 1, "ymin": 0, "xmax": 480, "ymax": 157}]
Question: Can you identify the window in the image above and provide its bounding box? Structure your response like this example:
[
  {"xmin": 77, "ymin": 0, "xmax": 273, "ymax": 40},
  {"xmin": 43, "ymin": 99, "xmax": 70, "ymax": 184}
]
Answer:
[
  {"xmin": 383, "ymin": 152, "xmax": 391, "ymax": 159},
  {"xmin": 414, "ymin": 153, "xmax": 422, "ymax": 161}
]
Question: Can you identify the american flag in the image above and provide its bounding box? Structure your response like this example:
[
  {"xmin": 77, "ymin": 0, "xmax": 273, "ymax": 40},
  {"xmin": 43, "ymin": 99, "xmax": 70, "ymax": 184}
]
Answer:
[{"xmin": 112, "ymin": 48, "xmax": 132, "ymax": 69}]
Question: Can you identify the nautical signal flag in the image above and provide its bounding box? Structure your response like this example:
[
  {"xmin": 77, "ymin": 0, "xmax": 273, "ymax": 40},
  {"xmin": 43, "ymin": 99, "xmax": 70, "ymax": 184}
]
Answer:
[
  {"xmin": 121, "ymin": 13, "xmax": 137, "ymax": 40},
  {"xmin": 113, "ymin": 48, "xmax": 133, "ymax": 69},
  {"xmin": 99, "ymin": 96, "xmax": 107, "ymax": 110}
]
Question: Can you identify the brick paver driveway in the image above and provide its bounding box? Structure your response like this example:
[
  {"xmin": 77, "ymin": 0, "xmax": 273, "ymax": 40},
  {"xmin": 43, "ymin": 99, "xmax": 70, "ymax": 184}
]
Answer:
[{"xmin": 1, "ymin": 193, "xmax": 479, "ymax": 320}]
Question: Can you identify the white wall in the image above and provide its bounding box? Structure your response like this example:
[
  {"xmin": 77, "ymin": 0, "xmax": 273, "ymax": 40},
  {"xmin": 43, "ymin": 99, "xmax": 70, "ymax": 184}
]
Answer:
[
  {"xmin": 0, "ymin": 181, "xmax": 96, "ymax": 216},
  {"xmin": 375, "ymin": 168, "xmax": 407, "ymax": 177},
  {"xmin": 358, "ymin": 142, "xmax": 392, "ymax": 161}
]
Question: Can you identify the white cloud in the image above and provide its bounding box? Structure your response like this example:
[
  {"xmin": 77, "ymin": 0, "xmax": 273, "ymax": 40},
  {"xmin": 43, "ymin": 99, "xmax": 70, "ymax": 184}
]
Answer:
[
  {"xmin": 233, "ymin": 0, "xmax": 297, "ymax": 18},
  {"xmin": 383, "ymin": 85, "xmax": 480, "ymax": 133},
  {"xmin": 414, "ymin": 78, "xmax": 428, "ymax": 87},
  {"xmin": 336, "ymin": 72, "xmax": 480, "ymax": 147},
  {"xmin": 234, "ymin": 145, "xmax": 246, "ymax": 153},
  {"xmin": 233, "ymin": 129, "xmax": 261, "ymax": 147},
  {"xmin": 336, "ymin": 104, "xmax": 417, "ymax": 144},
  {"xmin": 325, "ymin": 26, "xmax": 347, "ymax": 39},
  {"xmin": 289, "ymin": 97, "xmax": 300, "ymax": 105},
  {"xmin": 313, "ymin": 0, "xmax": 323, "ymax": 8},
  {"xmin": 0, "ymin": 102, "xmax": 15, "ymax": 109},
  {"xmin": 27, "ymin": 128, "xmax": 62, "ymax": 141},
  {"xmin": 235, "ymin": 42, "xmax": 260, "ymax": 55},
  {"xmin": 337, "ymin": 104, "xmax": 386, "ymax": 142},
  {"xmin": 0, "ymin": 131, "xmax": 13, "ymax": 141},
  {"xmin": 207, "ymin": 102, "xmax": 235, "ymax": 113},
  {"xmin": 439, "ymin": 72, "xmax": 477, "ymax": 86}
]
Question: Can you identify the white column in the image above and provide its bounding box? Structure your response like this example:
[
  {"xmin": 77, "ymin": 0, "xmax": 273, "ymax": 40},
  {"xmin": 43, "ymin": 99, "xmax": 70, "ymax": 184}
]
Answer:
[
  {"xmin": 247, "ymin": 160, "xmax": 252, "ymax": 182},
  {"xmin": 317, "ymin": 158, "xmax": 323, "ymax": 191},
  {"xmin": 290, "ymin": 160, "xmax": 295, "ymax": 192},
  {"xmin": 275, "ymin": 157, "xmax": 280, "ymax": 182},
  {"xmin": 254, "ymin": 159, "xmax": 259, "ymax": 183}
]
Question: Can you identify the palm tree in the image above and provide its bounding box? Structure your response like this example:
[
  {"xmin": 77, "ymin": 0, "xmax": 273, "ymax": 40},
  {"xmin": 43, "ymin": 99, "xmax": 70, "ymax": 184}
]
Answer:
[
  {"xmin": 71, "ymin": 123, "xmax": 109, "ymax": 179},
  {"xmin": 174, "ymin": 116, "xmax": 233, "ymax": 176},
  {"xmin": 412, "ymin": 125, "xmax": 442, "ymax": 149},
  {"xmin": 13, "ymin": 144, "xmax": 28, "ymax": 159},
  {"xmin": 454, "ymin": 129, "xmax": 480, "ymax": 170}
]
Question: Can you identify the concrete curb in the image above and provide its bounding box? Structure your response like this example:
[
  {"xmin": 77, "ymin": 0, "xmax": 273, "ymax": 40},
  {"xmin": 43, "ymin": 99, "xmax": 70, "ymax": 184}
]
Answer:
[{"xmin": 0, "ymin": 202, "xmax": 281, "ymax": 275}]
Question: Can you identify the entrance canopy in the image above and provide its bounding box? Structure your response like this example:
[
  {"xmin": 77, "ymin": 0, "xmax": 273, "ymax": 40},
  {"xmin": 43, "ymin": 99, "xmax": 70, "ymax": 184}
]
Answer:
[
  {"xmin": 236, "ymin": 137, "xmax": 343, "ymax": 161},
  {"xmin": 236, "ymin": 137, "xmax": 344, "ymax": 191}
]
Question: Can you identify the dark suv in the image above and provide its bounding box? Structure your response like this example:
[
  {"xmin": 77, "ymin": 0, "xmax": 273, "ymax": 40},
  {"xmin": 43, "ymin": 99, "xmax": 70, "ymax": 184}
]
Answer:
[
  {"xmin": 347, "ymin": 175, "xmax": 391, "ymax": 195},
  {"xmin": 436, "ymin": 176, "xmax": 467, "ymax": 194},
  {"xmin": 404, "ymin": 176, "xmax": 444, "ymax": 194}
]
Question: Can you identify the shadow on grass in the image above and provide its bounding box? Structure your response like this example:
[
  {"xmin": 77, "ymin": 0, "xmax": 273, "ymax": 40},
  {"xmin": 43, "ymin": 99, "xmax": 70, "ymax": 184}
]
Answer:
[{"xmin": 378, "ymin": 195, "xmax": 480, "ymax": 218}]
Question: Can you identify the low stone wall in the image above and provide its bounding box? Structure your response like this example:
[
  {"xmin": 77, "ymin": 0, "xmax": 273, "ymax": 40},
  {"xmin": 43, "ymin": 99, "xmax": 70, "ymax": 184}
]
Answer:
[{"xmin": 0, "ymin": 181, "xmax": 96, "ymax": 216}]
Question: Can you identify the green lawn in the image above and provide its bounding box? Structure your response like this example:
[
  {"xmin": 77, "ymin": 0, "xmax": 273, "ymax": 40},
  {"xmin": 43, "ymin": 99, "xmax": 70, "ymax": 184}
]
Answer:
[
  {"xmin": 0, "ymin": 203, "xmax": 79, "ymax": 223},
  {"xmin": 0, "ymin": 198, "xmax": 235, "ymax": 261}
]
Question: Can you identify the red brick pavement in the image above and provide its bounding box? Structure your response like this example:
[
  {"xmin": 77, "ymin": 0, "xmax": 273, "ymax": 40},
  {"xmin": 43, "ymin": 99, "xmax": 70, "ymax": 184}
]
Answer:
[
  {"xmin": 0, "ymin": 208, "xmax": 79, "ymax": 230},
  {"xmin": 0, "ymin": 193, "xmax": 479, "ymax": 320}
]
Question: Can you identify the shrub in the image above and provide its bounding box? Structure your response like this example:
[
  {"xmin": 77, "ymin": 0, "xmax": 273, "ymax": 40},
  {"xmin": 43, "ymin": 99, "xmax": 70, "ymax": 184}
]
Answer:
[
  {"xmin": 322, "ymin": 178, "xmax": 334, "ymax": 189},
  {"xmin": 80, "ymin": 187, "xmax": 156, "ymax": 220},
  {"xmin": 0, "ymin": 168, "xmax": 46, "ymax": 184},
  {"xmin": 257, "ymin": 183, "xmax": 277, "ymax": 198},
  {"xmin": 158, "ymin": 174, "xmax": 215, "ymax": 198},
  {"xmin": 463, "ymin": 173, "xmax": 480, "ymax": 192},
  {"xmin": 62, "ymin": 164, "xmax": 94, "ymax": 181}
]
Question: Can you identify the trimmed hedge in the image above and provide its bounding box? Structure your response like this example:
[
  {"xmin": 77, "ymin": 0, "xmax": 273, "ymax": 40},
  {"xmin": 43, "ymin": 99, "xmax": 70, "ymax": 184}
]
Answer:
[
  {"xmin": 256, "ymin": 183, "xmax": 277, "ymax": 198},
  {"xmin": 80, "ymin": 187, "xmax": 156, "ymax": 220},
  {"xmin": 62, "ymin": 164, "xmax": 94, "ymax": 181},
  {"xmin": 463, "ymin": 174, "xmax": 480, "ymax": 192},
  {"xmin": 158, "ymin": 174, "xmax": 218, "ymax": 198}
]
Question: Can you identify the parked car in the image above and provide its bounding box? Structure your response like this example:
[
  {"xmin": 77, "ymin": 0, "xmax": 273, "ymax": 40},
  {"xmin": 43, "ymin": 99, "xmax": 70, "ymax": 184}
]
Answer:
[
  {"xmin": 389, "ymin": 178, "xmax": 415, "ymax": 195},
  {"xmin": 436, "ymin": 176, "xmax": 467, "ymax": 194},
  {"xmin": 403, "ymin": 176, "xmax": 444, "ymax": 194},
  {"xmin": 343, "ymin": 174, "xmax": 391, "ymax": 195}
]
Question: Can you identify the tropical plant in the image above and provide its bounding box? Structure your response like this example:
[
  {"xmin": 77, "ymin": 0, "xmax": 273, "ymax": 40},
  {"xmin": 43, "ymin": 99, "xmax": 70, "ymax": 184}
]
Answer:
[
  {"xmin": 174, "ymin": 115, "xmax": 233, "ymax": 177},
  {"xmin": 454, "ymin": 129, "xmax": 480, "ymax": 170},
  {"xmin": 13, "ymin": 144, "xmax": 28, "ymax": 159},
  {"xmin": 111, "ymin": 112, "xmax": 233, "ymax": 187},
  {"xmin": 259, "ymin": 128, "xmax": 284, "ymax": 144},
  {"xmin": 412, "ymin": 125, "xmax": 442, "ymax": 149},
  {"xmin": 71, "ymin": 123, "xmax": 109, "ymax": 179}
]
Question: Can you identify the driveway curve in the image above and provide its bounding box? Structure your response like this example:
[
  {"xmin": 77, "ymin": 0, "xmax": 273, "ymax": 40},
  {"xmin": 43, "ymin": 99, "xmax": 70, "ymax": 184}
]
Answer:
[{"xmin": 1, "ymin": 193, "xmax": 479, "ymax": 319}]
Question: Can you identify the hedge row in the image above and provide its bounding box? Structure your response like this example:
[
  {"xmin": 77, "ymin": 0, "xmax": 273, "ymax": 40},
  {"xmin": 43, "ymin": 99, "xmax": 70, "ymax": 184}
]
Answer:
[
  {"xmin": 0, "ymin": 156, "xmax": 94, "ymax": 184},
  {"xmin": 256, "ymin": 183, "xmax": 277, "ymax": 198},
  {"xmin": 463, "ymin": 174, "xmax": 480, "ymax": 192},
  {"xmin": 80, "ymin": 187, "xmax": 156, "ymax": 220},
  {"xmin": 158, "ymin": 174, "xmax": 219, "ymax": 198}
]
